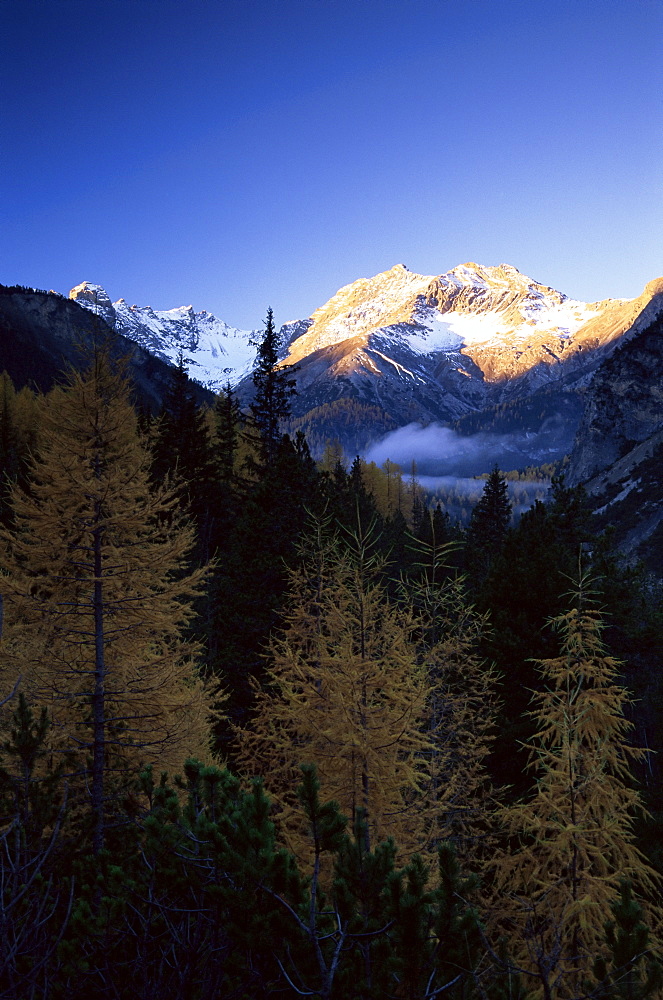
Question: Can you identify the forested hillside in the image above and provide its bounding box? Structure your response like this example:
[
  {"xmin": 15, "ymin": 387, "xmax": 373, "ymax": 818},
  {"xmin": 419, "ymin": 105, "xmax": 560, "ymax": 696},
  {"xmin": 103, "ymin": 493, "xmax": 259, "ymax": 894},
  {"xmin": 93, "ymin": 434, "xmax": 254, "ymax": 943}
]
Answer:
[{"xmin": 0, "ymin": 340, "xmax": 661, "ymax": 1000}]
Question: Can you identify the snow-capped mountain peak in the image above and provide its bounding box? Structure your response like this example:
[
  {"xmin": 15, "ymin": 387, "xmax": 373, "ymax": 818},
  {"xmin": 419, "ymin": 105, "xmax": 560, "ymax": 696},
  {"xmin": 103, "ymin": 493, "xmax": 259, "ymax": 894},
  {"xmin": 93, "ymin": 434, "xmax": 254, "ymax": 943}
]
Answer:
[
  {"xmin": 68, "ymin": 265, "xmax": 662, "ymax": 428},
  {"xmin": 69, "ymin": 282, "xmax": 258, "ymax": 389},
  {"xmin": 283, "ymin": 262, "xmax": 599, "ymax": 366},
  {"xmin": 69, "ymin": 281, "xmax": 117, "ymax": 328},
  {"xmin": 273, "ymin": 262, "xmax": 662, "ymax": 437}
]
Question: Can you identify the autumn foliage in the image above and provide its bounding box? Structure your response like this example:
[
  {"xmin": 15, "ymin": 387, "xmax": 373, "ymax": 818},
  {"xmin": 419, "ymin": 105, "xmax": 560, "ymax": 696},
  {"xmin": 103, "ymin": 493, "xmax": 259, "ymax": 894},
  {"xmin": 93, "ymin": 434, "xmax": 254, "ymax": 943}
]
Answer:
[{"xmin": 0, "ymin": 353, "xmax": 660, "ymax": 1000}]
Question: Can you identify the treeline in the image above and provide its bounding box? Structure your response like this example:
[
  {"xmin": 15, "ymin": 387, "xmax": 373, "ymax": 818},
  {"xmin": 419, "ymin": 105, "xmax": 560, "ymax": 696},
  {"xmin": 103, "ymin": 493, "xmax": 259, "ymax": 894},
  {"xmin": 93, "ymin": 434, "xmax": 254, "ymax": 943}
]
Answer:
[
  {"xmin": 285, "ymin": 396, "xmax": 398, "ymax": 458},
  {"xmin": 452, "ymin": 389, "xmax": 584, "ymax": 438},
  {"xmin": 420, "ymin": 477, "xmax": 549, "ymax": 528},
  {"xmin": 478, "ymin": 461, "xmax": 566, "ymax": 481},
  {"xmin": 0, "ymin": 325, "xmax": 662, "ymax": 999},
  {"xmin": 0, "ymin": 283, "xmax": 66, "ymax": 298}
]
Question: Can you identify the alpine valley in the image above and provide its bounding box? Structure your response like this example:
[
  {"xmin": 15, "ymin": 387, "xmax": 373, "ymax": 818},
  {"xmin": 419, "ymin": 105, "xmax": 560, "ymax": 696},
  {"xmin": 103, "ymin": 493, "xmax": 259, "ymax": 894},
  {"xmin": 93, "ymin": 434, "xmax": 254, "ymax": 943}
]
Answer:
[
  {"xmin": 2, "ymin": 262, "xmax": 663, "ymax": 998},
  {"xmin": 68, "ymin": 263, "xmax": 663, "ymax": 440},
  {"xmin": 2, "ymin": 260, "xmax": 662, "ymax": 568}
]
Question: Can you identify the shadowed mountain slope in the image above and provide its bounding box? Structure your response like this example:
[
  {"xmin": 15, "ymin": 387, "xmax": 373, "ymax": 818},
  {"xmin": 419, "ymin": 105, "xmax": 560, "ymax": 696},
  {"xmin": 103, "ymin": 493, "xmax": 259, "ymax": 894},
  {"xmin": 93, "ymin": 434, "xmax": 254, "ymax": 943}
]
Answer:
[
  {"xmin": 567, "ymin": 312, "xmax": 663, "ymax": 571},
  {"xmin": 0, "ymin": 286, "xmax": 213, "ymax": 411}
]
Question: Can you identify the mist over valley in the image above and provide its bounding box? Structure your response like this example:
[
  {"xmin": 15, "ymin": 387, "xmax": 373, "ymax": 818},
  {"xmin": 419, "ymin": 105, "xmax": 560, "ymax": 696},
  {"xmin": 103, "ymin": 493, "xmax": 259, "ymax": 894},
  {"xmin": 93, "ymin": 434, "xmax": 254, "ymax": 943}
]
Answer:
[{"xmin": 363, "ymin": 417, "xmax": 571, "ymax": 480}]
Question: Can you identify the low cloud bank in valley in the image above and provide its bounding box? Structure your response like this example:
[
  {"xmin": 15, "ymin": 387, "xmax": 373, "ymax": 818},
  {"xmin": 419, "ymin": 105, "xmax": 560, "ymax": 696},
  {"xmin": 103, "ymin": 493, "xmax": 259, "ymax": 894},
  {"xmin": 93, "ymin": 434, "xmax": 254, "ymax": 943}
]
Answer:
[
  {"xmin": 363, "ymin": 422, "xmax": 557, "ymax": 519},
  {"xmin": 364, "ymin": 421, "xmax": 566, "ymax": 478}
]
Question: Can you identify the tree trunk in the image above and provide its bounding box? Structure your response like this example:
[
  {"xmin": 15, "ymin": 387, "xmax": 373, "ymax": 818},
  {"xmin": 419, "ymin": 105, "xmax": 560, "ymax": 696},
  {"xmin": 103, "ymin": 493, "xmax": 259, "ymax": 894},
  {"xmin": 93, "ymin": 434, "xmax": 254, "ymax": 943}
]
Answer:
[{"xmin": 91, "ymin": 506, "xmax": 106, "ymax": 856}]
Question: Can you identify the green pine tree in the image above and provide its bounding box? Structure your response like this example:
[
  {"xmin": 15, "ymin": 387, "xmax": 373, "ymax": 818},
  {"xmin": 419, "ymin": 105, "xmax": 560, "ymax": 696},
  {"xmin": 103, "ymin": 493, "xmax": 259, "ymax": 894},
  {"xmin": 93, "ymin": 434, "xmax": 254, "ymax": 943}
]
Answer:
[
  {"xmin": 249, "ymin": 307, "xmax": 298, "ymax": 467},
  {"xmin": 151, "ymin": 353, "xmax": 216, "ymax": 550},
  {"xmin": 465, "ymin": 466, "xmax": 512, "ymax": 583},
  {"xmin": 593, "ymin": 880, "xmax": 662, "ymax": 1000}
]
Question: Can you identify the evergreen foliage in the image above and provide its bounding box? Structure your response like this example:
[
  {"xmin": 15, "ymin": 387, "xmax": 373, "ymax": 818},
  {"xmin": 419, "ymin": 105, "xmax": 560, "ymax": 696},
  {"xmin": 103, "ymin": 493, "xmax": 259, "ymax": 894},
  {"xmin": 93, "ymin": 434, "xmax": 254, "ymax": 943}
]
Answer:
[
  {"xmin": 208, "ymin": 430, "xmax": 321, "ymax": 743},
  {"xmin": 334, "ymin": 455, "xmax": 382, "ymax": 533},
  {"xmin": 476, "ymin": 478, "xmax": 595, "ymax": 791},
  {"xmin": 0, "ymin": 336, "xmax": 661, "ymax": 997},
  {"xmin": 250, "ymin": 307, "xmax": 298, "ymax": 466},
  {"xmin": 465, "ymin": 465, "xmax": 512, "ymax": 583},
  {"xmin": 593, "ymin": 880, "xmax": 662, "ymax": 1000},
  {"xmin": 0, "ymin": 690, "xmax": 71, "ymax": 999},
  {"xmin": 213, "ymin": 379, "xmax": 242, "ymax": 487},
  {"xmin": 150, "ymin": 353, "xmax": 217, "ymax": 552},
  {"xmin": 285, "ymin": 396, "xmax": 397, "ymax": 459}
]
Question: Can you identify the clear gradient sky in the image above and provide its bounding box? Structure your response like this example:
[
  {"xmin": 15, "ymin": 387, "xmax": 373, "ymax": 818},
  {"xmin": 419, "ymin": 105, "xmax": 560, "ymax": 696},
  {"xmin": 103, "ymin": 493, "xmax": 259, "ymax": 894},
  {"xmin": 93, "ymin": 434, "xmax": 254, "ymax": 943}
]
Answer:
[{"xmin": 2, "ymin": 0, "xmax": 661, "ymax": 330}]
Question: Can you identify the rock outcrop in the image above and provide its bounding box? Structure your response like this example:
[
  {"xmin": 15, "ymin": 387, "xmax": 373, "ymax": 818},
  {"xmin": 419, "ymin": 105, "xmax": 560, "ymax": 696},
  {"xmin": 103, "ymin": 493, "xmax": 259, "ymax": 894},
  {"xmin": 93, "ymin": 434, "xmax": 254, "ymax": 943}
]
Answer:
[
  {"xmin": 566, "ymin": 313, "xmax": 663, "ymax": 569},
  {"xmin": 69, "ymin": 281, "xmax": 117, "ymax": 328},
  {"xmin": 567, "ymin": 315, "xmax": 663, "ymax": 484}
]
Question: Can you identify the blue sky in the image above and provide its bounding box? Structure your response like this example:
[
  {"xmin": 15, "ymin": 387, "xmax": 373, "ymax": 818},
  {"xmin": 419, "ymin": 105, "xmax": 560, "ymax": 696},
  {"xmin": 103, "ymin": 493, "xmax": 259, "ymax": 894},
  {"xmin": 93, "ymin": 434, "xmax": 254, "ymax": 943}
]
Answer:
[{"xmin": 2, "ymin": 0, "xmax": 661, "ymax": 329}]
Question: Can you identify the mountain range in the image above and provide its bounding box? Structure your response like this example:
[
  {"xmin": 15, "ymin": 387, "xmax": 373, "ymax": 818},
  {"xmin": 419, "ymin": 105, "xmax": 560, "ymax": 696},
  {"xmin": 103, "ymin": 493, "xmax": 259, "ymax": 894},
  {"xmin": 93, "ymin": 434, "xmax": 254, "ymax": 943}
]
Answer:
[
  {"xmin": 69, "ymin": 263, "xmax": 663, "ymax": 422},
  {"xmin": 1, "ymin": 261, "xmax": 661, "ymax": 570},
  {"xmin": 68, "ymin": 281, "xmax": 257, "ymax": 391},
  {"xmin": 69, "ymin": 262, "xmax": 663, "ymax": 465},
  {"xmin": 0, "ymin": 283, "xmax": 213, "ymax": 411}
]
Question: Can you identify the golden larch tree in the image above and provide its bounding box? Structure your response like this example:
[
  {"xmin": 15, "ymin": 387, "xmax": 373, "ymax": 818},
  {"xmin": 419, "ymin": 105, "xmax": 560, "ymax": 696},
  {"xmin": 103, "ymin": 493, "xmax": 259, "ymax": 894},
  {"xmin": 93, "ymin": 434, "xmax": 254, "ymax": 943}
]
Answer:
[
  {"xmin": 493, "ymin": 573, "xmax": 660, "ymax": 999},
  {"xmin": 400, "ymin": 521, "xmax": 500, "ymax": 873},
  {"xmin": 236, "ymin": 513, "xmax": 432, "ymax": 862},
  {"xmin": 359, "ymin": 458, "xmax": 411, "ymax": 522},
  {"xmin": 0, "ymin": 353, "xmax": 218, "ymax": 851}
]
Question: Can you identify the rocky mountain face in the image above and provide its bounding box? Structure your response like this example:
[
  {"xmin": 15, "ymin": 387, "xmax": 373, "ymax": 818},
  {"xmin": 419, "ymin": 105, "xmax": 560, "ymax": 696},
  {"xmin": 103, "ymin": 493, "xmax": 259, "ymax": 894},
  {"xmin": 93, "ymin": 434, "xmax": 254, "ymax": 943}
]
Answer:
[
  {"xmin": 71, "ymin": 264, "xmax": 663, "ymax": 438},
  {"xmin": 69, "ymin": 282, "xmax": 257, "ymax": 391},
  {"xmin": 0, "ymin": 286, "xmax": 212, "ymax": 411},
  {"xmin": 5, "ymin": 267, "xmax": 663, "ymax": 570},
  {"xmin": 566, "ymin": 312, "xmax": 663, "ymax": 569},
  {"xmin": 568, "ymin": 311, "xmax": 663, "ymax": 484},
  {"xmin": 68, "ymin": 264, "xmax": 663, "ymax": 471},
  {"xmin": 268, "ymin": 264, "xmax": 663, "ymax": 465},
  {"xmin": 276, "ymin": 263, "xmax": 663, "ymax": 422}
]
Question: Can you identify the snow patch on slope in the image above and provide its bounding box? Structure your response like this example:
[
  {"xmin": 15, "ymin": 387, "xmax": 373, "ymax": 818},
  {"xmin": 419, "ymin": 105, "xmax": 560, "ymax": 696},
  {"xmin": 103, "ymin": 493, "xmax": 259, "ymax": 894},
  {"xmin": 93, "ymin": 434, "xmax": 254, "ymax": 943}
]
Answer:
[{"xmin": 406, "ymin": 311, "xmax": 506, "ymax": 351}]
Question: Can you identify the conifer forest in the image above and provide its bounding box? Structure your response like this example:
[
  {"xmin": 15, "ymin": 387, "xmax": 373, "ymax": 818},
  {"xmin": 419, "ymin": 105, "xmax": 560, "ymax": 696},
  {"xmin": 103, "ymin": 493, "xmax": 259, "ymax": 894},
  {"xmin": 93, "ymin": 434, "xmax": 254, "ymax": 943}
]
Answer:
[{"xmin": 0, "ymin": 333, "xmax": 661, "ymax": 1000}]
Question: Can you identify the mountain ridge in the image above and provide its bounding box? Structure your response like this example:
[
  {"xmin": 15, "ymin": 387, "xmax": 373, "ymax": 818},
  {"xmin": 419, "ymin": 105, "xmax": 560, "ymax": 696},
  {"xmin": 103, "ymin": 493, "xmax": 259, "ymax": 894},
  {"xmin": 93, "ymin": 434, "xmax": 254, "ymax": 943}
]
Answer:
[
  {"xmin": 0, "ymin": 285, "xmax": 213, "ymax": 411},
  {"xmin": 69, "ymin": 264, "xmax": 663, "ymax": 401},
  {"xmin": 68, "ymin": 263, "xmax": 663, "ymax": 465},
  {"xmin": 69, "ymin": 281, "xmax": 258, "ymax": 391}
]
